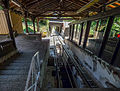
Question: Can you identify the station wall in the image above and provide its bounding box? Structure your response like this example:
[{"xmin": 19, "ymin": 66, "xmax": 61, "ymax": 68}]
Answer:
[
  {"xmin": 0, "ymin": 10, "xmax": 9, "ymax": 34},
  {"xmin": 10, "ymin": 11, "xmax": 23, "ymax": 34},
  {"xmin": 0, "ymin": 10, "xmax": 23, "ymax": 35}
]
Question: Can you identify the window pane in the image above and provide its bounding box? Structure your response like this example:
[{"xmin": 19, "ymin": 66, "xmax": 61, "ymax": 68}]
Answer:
[
  {"xmin": 73, "ymin": 24, "xmax": 81, "ymax": 44},
  {"xmin": 86, "ymin": 18, "xmax": 108, "ymax": 55},
  {"xmin": 73, "ymin": 24, "xmax": 77, "ymax": 42},
  {"xmin": 101, "ymin": 16, "xmax": 120, "ymax": 64},
  {"xmin": 76, "ymin": 24, "xmax": 81, "ymax": 44}
]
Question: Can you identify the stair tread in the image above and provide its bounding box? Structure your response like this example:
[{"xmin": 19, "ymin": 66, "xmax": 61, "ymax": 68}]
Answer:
[
  {"xmin": 0, "ymin": 82, "xmax": 26, "ymax": 91},
  {"xmin": 2, "ymin": 62, "xmax": 31, "ymax": 66},
  {"xmin": 0, "ymin": 66, "xmax": 29, "ymax": 70},
  {"xmin": 0, "ymin": 69, "xmax": 29, "ymax": 75},
  {"xmin": 0, "ymin": 75, "xmax": 28, "ymax": 82}
]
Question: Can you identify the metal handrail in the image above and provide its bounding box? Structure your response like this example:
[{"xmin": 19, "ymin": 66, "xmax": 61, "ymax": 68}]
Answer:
[{"xmin": 24, "ymin": 51, "xmax": 43, "ymax": 91}]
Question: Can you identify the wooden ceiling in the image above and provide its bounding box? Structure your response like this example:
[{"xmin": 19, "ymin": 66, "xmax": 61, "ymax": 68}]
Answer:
[{"xmin": 8, "ymin": 0, "xmax": 120, "ymax": 19}]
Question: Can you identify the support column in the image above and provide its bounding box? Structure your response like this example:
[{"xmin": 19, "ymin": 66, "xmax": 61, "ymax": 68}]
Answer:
[
  {"xmin": 24, "ymin": 11, "xmax": 28, "ymax": 33},
  {"xmin": 98, "ymin": 16, "xmax": 115, "ymax": 57},
  {"xmin": 83, "ymin": 21, "xmax": 91, "ymax": 48},
  {"xmin": 32, "ymin": 17, "xmax": 36, "ymax": 34},
  {"xmin": 49, "ymin": 25, "xmax": 51, "ymax": 36},
  {"xmin": 94, "ymin": 20, "xmax": 99, "ymax": 38},
  {"xmin": 37, "ymin": 18, "xmax": 40, "ymax": 32},
  {"xmin": 75, "ymin": 24, "xmax": 78, "ymax": 38},
  {"xmin": 69, "ymin": 25, "xmax": 72, "ymax": 40},
  {"xmin": 3, "ymin": 0, "xmax": 16, "ymax": 48},
  {"xmin": 79, "ymin": 22, "xmax": 84, "ymax": 45},
  {"xmin": 71, "ymin": 24, "xmax": 75, "ymax": 41},
  {"xmin": 95, "ymin": 20, "xmax": 99, "ymax": 31},
  {"xmin": 25, "ymin": 19, "xmax": 28, "ymax": 33}
]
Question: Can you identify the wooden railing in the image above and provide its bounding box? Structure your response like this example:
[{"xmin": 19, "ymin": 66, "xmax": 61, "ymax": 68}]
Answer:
[{"xmin": 0, "ymin": 40, "xmax": 16, "ymax": 58}]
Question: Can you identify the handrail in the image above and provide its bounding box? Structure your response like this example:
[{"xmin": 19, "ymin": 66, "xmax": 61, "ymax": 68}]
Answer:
[{"xmin": 24, "ymin": 51, "xmax": 43, "ymax": 91}]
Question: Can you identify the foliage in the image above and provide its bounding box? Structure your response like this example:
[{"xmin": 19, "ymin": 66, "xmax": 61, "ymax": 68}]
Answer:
[
  {"xmin": 39, "ymin": 20, "xmax": 47, "ymax": 25},
  {"xmin": 89, "ymin": 17, "xmax": 120, "ymax": 37},
  {"xmin": 0, "ymin": 6, "xmax": 3, "ymax": 10},
  {"xmin": 90, "ymin": 21, "xmax": 97, "ymax": 35},
  {"xmin": 110, "ymin": 16, "xmax": 120, "ymax": 37},
  {"xmin": 23, "ymin": 27, "xmax": 34, "ymax": 33}
]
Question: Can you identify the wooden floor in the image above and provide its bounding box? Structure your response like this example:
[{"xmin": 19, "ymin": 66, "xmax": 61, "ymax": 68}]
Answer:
[{"xmin": 0, "ymin": 35, "xmax": 49, "ymax": 91}]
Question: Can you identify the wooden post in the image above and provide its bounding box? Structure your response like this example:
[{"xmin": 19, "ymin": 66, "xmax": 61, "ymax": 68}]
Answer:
[
  {"xmin": 95, "ymin": 20, "xmax": 99, "ymax": 31},
  {"xmin": 37, "ymin": 18, "xmax": 40, "ymax": 32},
  {"xmin": 83, "ymin": 21, "xmax": 91, "ymax": 48},
  {"xmin": 3, "ymin": 0, "xmax": 16, "ymax": 48},
  {"xmin": 75, "ymin": 24, "xmax": 78, "ymax": 38},
  {"xmin": 110, "ymin": 38, "xmax": 120, "ymax": 65},
  {"xmin": 98, "ymin": 16, "xmax": 115, "ymax": 57},
  {"xmin": 79, "ymin": 22, "xmax": 84, "ymax": 45},
  {"xmin": 71, "ymin": 24, "xmax": 75, "ymax": 41},
  {"xmin": 32, "ymin": 17, "xmax": 36, "ymax": 34},
  {"xmin": 24, "ymin": 11, "xmax": 29, "ymax": 33},
  {"xmin": 69, "ymin": 25, "xmax": 72, "ymax": 40},
  {"xmin": 25, "ymin": 18, "xmax": 28, "ymax": 33},
  {"xmin": 49, "ymin": 25, "xmax": 51, "ymax": 36}
]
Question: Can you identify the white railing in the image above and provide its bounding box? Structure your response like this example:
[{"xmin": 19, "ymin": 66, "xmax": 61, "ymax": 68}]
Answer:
[{"xmin": 24, "ymin": 51, "xmax": 43, "ymax": 91}]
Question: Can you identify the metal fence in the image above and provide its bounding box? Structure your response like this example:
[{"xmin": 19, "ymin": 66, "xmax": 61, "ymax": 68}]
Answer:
[{"xmin": 25, "ymin": 51, "xmax": 43, "ymax": 91}]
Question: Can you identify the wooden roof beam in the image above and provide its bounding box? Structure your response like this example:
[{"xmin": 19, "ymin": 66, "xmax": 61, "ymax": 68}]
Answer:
[
  {"xmin": 10, "ymin": 0, "xmax": 27, "ymax": 11},
  {"xmin": 71, "ymin": 6, "xmax": 120, "ymax": 24},
  {"xmin": 44, "ymin": 9, "xmax": 78, "ymax": 11},
  {"xmin": 36, "ymin": 14, "xmax": 82, "ymax": 17},
  {"xmin": 26, "ymin": 0, "xmax": 39, "ymax": 7},
  {"xmin": 26, "ymin": 0, "xmax": 52, "ymax": 8},
  {"xmin": 29, "ymin": 0, "xmax": 57, "ymax": 9},
  {"xmin": 77, "ymin": 0, "xmax": 99, "ymax": 14},
  {"xmin": 38, "ymin": 18, "xmax": 78, "ymax": 20}
]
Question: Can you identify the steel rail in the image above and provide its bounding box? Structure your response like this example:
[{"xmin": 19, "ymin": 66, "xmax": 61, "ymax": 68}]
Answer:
[
  {"xmin": 53, "ymin": 36, "xmax": 74, "ymax": 88},
  {"xmin": 53, "ymin": 36, "xmax": 61, "ymax": 87},
  {"xmin": 57, "ymin": 36, "xmax": 98, "ymax": 88},
  {"xmin": 56, "ymin": 36, "xmax": 78, "ymax": 88}
]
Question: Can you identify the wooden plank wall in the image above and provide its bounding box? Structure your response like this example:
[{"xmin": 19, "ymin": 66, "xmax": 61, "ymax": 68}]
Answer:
[
  {"xmin": 0, "ymin": 10, "xmax": 9, "ymax": 34},
  {"xmin": 10, "ymin": 11, "xmax": 23, "ymax": 34}
]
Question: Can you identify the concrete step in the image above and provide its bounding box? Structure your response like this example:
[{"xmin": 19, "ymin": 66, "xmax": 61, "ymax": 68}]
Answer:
[
  {"xmin": 0, "ymin": 75, "xmax": 28, "ymax": 82},
  {"xmin": 0, "ymin": 66, "xmax": 29, "ymax": 70},
  {"xmin": 2, "ymin": 62, "xmax": 31, "ymax": 66},
  {"xmin": 9, "ymin": 58, "xmax": 32, "ymax": 61},
  {"xmin": 0, "ymin": 69, "xmax": 28, "ymax": 75},
  {"xmin": 0, "ymin": 60, "xmax": 31, "ymax": 66},
  {"xmin": 0, "ymin": 82, "xmax": 26, "ymax": 91},
  {"xmin": 5, "ymin": 60, "xmax": 31, "ymax": 63}
]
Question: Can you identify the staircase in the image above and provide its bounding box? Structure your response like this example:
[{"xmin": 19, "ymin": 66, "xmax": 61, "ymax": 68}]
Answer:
[
  {"xmin": 0, "ymin": 52, "xmax": 33, "ymax": 91},
  {"xmin": 0, "ymin": 35, "xmax": 49, "ymax": 91}
]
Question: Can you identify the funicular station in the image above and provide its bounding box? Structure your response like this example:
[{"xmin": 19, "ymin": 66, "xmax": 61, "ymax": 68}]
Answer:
[{"xmin": 0, "ymin": 0, "xmax": 120, "ymax": 91}]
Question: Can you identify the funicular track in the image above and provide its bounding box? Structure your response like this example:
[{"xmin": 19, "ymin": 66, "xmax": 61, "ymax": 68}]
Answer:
[{"xmin": 52, "ymin": 35, "xmax": 99, "ymax": 88}]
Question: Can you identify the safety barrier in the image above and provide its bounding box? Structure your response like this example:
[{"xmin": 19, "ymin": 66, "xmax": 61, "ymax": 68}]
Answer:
[{"xmin": 25, "ymin": 51, "xmax": 43, "ymax": 91}]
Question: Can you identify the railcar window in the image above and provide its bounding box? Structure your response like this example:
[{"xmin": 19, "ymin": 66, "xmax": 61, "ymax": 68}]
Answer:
[
  {"xmin": 86, "ymin": 18, "xmax": 108, "ymax": 55},
  {"xmin": 101, "ymin": 16, "xmax": 120, "ymax": 64}
]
